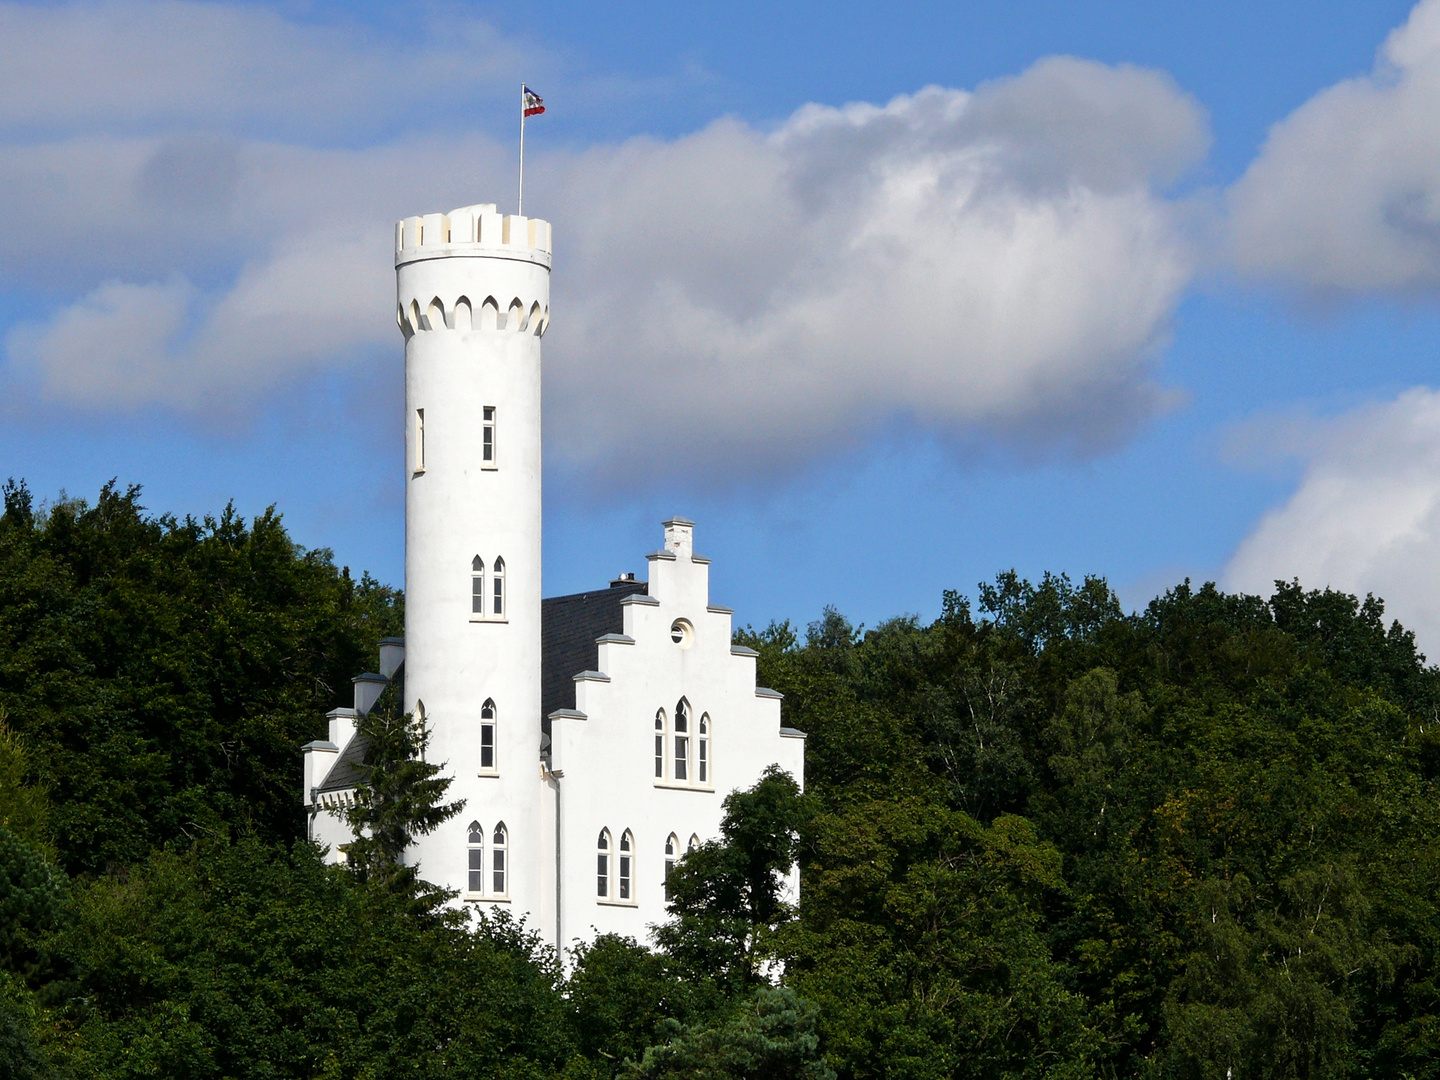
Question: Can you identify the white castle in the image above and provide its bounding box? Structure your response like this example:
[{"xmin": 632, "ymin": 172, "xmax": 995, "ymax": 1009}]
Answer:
[{"xmin": 301, "ymin": 203, "xmax": 806, "ymax": 951}]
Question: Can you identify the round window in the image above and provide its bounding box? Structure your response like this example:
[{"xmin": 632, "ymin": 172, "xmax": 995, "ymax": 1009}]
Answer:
[{"xmin": 670, "ymin": 619, "xmax": 694, "ymax": 649}]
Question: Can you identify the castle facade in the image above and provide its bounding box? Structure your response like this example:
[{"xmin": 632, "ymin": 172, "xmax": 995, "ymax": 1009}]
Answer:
[{"xmin": 301, "ymin": 203, "xmax": 805, "ymax": 951}]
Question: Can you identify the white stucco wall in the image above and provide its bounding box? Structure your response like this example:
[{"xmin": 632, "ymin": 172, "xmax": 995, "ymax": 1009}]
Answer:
[
  {"xmin": 549, "ymin": 520, "xmax": 806, "ymax": 953},
  {"xmin": 396, "ymin": 204, "xmax": 552, "ymax": 929}
]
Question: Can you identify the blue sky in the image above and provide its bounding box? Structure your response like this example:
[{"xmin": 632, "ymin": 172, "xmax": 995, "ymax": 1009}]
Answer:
[{"xmin": 4, "ymin": 0, "xmax": 1440, "ymax": 647}]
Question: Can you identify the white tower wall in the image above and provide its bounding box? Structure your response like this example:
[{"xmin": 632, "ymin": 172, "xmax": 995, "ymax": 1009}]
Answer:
[{"xmin": 395, "ymin": 204, "xmax": 552, "ymax": 922}]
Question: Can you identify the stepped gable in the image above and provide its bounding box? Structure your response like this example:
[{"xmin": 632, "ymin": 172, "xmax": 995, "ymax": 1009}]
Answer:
[{"xmin": 541, "ymin": 578, "xmax": 648, "ymax": 730}]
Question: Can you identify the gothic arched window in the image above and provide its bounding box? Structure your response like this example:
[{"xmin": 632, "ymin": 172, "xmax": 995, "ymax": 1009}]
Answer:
[
  {"xmin": 654, "ymin": 709, "xmax": 666, "ymax": 779},
  {"xmin": 673, "ymin": 699, "xmax": 690, "ymax": 781},
  {"xmin": 698, "ymin": 713, "xmax": 710, "ymax": 784},
  {"xmin": 467, "ymin": 821, "xmax": 484, "ymax": 894},
  {"xmin": 664, "ymin": 833, "xmax": 679, "ymax": 900},
  {"xmin": 491, "ymin": 822, "xmax": 508, "ymax": 895},
  {"xmin": 471, "ymin": 557, "xmax": 485, "ymax": 616},
  {"xmin": 597, "ymin": 829, "xmax": 611, "ymax": 898},
  {"xmin": 480, "ymin": 698, "xmax": 497, "ymax": 772},
  {"xmin": 618, "ymin": 830, "xmax": 634, "ymax": 901},
  {"xmin": 492, "ymin": 557, "xmax": 506, "ymax": 618}
]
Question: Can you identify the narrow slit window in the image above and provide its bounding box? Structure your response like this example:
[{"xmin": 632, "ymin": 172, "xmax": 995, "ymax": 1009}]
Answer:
[
  {"xmin": 482, "ymin": 406, "xmax": 497, "ymax": 468},
  {"xmin": 674, "ymin": 699, "xmax": 689, "ymax": 782},
  {"xmin": 698, "ymin": 713, "xmax": 709, "ymax": 784},
  {"xmin": 654, "ymin": 710, "xmax": 666, "ymax": 779},
  {"xmin": 480, "ymin": 699, "xmax": 496, "ymax": 771},
  {"xmin": 467, "ymin": 821, "xmax": 484, "ymax": 894},
  {"xmin": 492, "ymin": 557, "xmax": 506, "ymax": 618},
  {"xmin": 619, "ymin": 831, "xmax": 633, "ymax": 901},
  {"xmin": 597, "ymin": 829, "xmax": 611, "ymax": 898},
  {"xmin": 415, "ymin": 408, "xmax": 426, "ymax": 473},
  {"xmin": 491, "ymin": 823, "xmax": 508, "ymax": 895},
  {"xmin": 471, "ymin": 557, "xmax": 485, "ymax": 616}
]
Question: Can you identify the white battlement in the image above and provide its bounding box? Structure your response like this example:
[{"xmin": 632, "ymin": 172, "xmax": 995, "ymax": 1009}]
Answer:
[{"xmin": 394, "ymin": 203, "xmax": 552, "ymax": 269}]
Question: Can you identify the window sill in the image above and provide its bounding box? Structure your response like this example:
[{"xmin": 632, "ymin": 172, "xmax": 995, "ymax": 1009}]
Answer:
[
  {"xmin": 481, "ymin": 464, "xmax": 498, "ymax": 471},
  {"xmin": 469, "ymin": 616, "xmax": 509, "ymax": 624},
  {"xmin": 597, "ymin": 898, "xmax": 638, "ymax": 908},
  {"xmin": 653, "ymin": 781, "xmax": 715, "ymax": 792},
  {"xmin": 463, "ymin": 894, "xmax": 511, "ymax": 903},
  {"xmin": 477, "ymin": 770, "xmax": 499, "ymax": 778}
]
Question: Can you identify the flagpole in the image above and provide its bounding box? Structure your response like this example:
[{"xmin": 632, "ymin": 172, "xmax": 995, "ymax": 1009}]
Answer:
[{"xmin": 518, "ymin": 83, "xmax": 526, "ymax": 217}]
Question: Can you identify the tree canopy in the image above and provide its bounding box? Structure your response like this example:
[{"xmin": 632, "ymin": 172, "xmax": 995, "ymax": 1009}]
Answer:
[{"xmin": 4, "ymin": 482, "xmax": 1440, "ymax": 1078}]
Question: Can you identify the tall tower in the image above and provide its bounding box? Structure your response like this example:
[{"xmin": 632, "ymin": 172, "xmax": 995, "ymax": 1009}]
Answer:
[{"xmin": 394, "ymin": 204, "xmax": 552, "ymax": 916}]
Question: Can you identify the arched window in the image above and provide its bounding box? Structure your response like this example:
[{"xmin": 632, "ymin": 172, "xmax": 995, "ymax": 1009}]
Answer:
[
  {"xmin": 492, "ymin": 557, "xmax": 506, "ymax": 618},
  {"xmin": 654, "ymin": 709, "xmax": 666, "ymax": 779},
  {"xmin": 619, "ymin": 830, "xmax": 633, "ymax": 901},
  {"xmin": 674, "ymin": 699, "xmax": 690, "ymax": 781},
  {"xmin": 491, "ymin": 822, "xmax": 508, "ymax": 895},
  {"xmin": 664, "ymin": 833, "xmax": 679, "ymax": 900},
  {"xmin": 688, "ymin": 834, "xmax": 700, "ymax": 853},
  {"xmin": 467, "ymin": 821, "xmax": 484, "ymax": 894},
  {"xmin": 480, "ymin": 699, "xmax": 496, "ymax": 771},
  {"xmin": 698, "ymin": 713, "xmax": 710, "ymax": 784},
  {"xmin": 597, "ymin": 829, "xmax": 611, "ymax": 898},
  {"xmin": 471, "ymin": 557, "xmax": 485, "ymax": 616}
]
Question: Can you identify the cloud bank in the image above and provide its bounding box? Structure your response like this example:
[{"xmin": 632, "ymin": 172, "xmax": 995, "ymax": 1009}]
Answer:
[
  {"xmin": 1224, "ymin": 388, "xmax": 1440, "ymax": 655},
  {"xmin": 1229, "ymin": 0, "xmax": 1440, "ymax": 296},
  {"xmin": 547, "ymin": 62, "xmax": 1206, "ymax": 482},
  {"xmin": 0, "ymin": 1, "xmax": 1208, "ymax": 486}
]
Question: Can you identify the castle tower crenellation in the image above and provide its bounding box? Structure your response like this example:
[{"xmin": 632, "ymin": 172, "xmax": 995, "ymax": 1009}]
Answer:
[{"xmin": 396, "ymin": 200, "xmax": 552, "ymax": 925}]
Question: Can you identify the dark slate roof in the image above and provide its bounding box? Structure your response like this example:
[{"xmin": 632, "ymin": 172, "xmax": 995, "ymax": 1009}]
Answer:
[
  {"xmin": 542, "ymin": 579, "xmax": 648, "ymax": 732},
  {"xmin": 315, "ymin": 730, "xmax": 370, "ymax": 795}
]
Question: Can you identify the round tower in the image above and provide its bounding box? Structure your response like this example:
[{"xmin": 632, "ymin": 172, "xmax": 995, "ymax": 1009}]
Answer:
[{"xmin": 394, "ymin": 203, "xmax": 551, "ymax": 910}]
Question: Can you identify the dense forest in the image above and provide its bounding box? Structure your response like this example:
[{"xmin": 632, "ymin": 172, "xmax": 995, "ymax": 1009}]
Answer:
[{"xmin": 3, "ymin": 479, "xmax": 1440, "ymax": 1079}]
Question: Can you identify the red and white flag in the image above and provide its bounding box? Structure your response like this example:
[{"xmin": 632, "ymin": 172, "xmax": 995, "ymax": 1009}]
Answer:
[{"xmin": 523, "ymin": 86, "xmax": 545, "ymax": 117}]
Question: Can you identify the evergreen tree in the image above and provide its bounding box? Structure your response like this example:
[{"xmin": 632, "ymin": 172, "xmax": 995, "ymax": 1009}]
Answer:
[{"xmin": 341, "ymin": 678, "xmax": 464, "ymax": 897}]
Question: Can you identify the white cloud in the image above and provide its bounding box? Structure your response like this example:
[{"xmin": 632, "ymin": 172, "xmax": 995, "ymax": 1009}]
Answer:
[
  {"xmin": 1224, "ymin": 388, "xmax": 1440, "ymax": 655},
  {"xmin": 0, "ymin": 1, "xmax": 1210, "ymax": 487},
  {"xmin": 546, "ymin": 61, "xmax": 1206, "ymax": 482},
  {"xmin": 1228, "ymin": 0, "xmax": 1440, "ymax": 295},
  {"xmin": 0, "ymin": 0, "xmax": 524, "ymax": 138}
]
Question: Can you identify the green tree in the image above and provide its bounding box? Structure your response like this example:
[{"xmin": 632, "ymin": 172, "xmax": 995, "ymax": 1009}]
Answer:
[
  {"xmin": 655, "ymin": 767, "xmax": 805, "ymax": 992},
  {"xmin": 624, "ymin": 986, "xmax": 834, "ymax": 1080},
  {"xmin": 0, "ymin": 479, "xmax": 402, "ymax": 875},
  {"xmin": 342, "ymin": 680, "xmax": 464, "ymax": 896},
  {"xmin": 40, "ymin": 838, "xmax": 572, "ymax": 1080}
]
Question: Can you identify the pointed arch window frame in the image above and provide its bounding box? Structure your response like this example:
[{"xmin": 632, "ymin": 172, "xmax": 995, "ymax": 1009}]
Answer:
[
  {"xmin": 653, "ymin": 701, "xmax": 714, "ymax": 791},
  {"xmin": 664, "ymin": 833, "xmax": 679, "ymax": 901},
  {"xmin": 596, "ymin": 828, "xmax": 612, "ymax": 900},
  {"xmin": 467, "ymin": 820, "xmax": 485, "ymax": 895},
  {"xmin": 491, "ymin": 822, "xmax": 508, "ymax": 896},
  {"xmin": 673, "ymin": 698, "xmax": 690, "ymax": 782},
  {"xmin": 491, "ymin": 557, "xmax": 507, "ymax": 620},
  {"xmin": 618, "ymin": 830, "xmax": 634, "ymax": 902},
  {"xmin": 469, "ymin": 556, "xmax": 509, "ymax": 623},
  {"xmin": 479, "ymin": 698, "xmax": 498, "ymax": 774}
]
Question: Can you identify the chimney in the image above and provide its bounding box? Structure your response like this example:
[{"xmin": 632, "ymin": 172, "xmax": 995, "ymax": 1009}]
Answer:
[
  {"xmin": 353, "ymin": 673, "xmax": 388, "ymax": 716},
  {"xmin": 378, "ymin": 638, "xmax": 405, "ymax": 679},
  {"xmin": 663, "ymin": 517, "xmax": 694, "ymax": 559}
]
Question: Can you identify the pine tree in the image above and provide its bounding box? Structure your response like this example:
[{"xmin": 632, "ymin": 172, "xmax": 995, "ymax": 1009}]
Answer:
[{"xmin": 341, "ymin": 678, "xmax": 464, "ymax": 897}]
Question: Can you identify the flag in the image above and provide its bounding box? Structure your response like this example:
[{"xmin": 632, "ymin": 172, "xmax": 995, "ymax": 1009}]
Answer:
[{"xmin": 523, "ymin": 86, "xmax": 545, "ymax": 117}]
